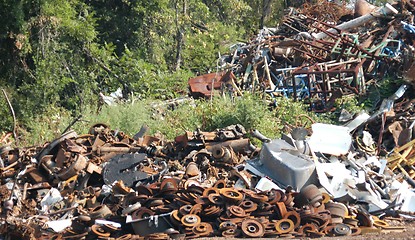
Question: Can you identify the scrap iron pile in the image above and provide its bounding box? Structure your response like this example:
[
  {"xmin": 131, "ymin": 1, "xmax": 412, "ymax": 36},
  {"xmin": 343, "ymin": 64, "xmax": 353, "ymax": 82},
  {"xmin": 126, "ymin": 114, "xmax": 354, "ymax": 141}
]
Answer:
[
  {"xmin": 189, "ymin": 0, "xmax": 415, "ymax": 112},
  {"xmin": 0, "ymin": 113, "xmax": 414, "ymax": 239},
  {"xmin": 3, "ymin": 1, "xmax": 415, "ymax": 240}
]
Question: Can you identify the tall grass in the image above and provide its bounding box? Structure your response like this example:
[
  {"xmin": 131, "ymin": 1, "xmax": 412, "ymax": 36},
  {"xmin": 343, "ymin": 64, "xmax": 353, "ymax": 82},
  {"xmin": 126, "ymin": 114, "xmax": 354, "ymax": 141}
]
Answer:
[{"xmin": 18, "ymin": 95, "xmax": 333, "ymax": 146}]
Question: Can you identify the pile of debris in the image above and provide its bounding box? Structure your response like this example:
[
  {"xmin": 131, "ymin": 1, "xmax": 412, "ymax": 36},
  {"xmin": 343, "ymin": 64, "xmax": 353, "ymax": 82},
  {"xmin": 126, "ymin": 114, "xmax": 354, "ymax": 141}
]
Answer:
[
  {"xmin": 2, "ymin": 0, "xmax": 415, "ymax": 239},
  {"xmin": 189, "ymin": 0, "xmax": 415, "ymax": 112},
  {"xmin": 1, "ymin": 103, "xmax": 415, "ymax": 239}
]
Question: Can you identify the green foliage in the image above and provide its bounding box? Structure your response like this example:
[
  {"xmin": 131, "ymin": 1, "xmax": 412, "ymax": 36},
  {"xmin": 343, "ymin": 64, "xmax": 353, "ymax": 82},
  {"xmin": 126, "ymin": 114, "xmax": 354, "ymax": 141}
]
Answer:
[
  {"xmin": 333, "ymin": 95, "xmax": 367, "ymax": 119},
  {"xmin": 156, "ymin": 95, "xmax": 279, "ymax": 140},
  {"xmin": 274, "ymin": 98, "xmax": 332, "ymax": 132},
  {"xmin": 0, "ymin": 0, "xmax": 288, "ymax": 141}
]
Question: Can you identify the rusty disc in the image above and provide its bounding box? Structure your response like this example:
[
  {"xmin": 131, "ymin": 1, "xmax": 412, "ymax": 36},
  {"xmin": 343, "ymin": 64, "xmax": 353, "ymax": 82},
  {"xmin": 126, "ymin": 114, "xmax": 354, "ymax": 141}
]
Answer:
[
  {"xmin": 228, "ymin": 205, "xmax": 246, "ymax": 218},
  {"xmin": 213, "ymin": 179, "xmax": 226, "ymax": 188},
  {"xmin": 298, "ymin": 223, "xmax": 318, "ymax": 236},
  {"xmin": 170, "ymin": 210, "xmax": 182, "ymax": 226},
  {"xmin": 373, "ymin": 220, "xmax": 389, "ymax": 228},
  {"xmin": 350, "ymin": 227, "xmax": 362, "ymax": 236},
  {"xmin": 203, "ymin": 187, "xmax": 219, "ymax": 197},
  {"xmin": 91, "ymin": 225, "xmax": 110, "ymax": 238},
  {"xmin": 179, "ymin": 205, "xmax": 193, "ymax": 216},
  {"xmin": 116, "ymin": 234, "xmax": 132, "ymax": 240},
  {"xmin": 220, "ymin": 188, "xmax": 244, "ymax": 203},
  {"xmin": 283, "ymin": 211, "xmax": 301, "ymax": 229},
  {"xmin": 325, "ymin": 202, "xmax": 348, "ymax": 219},
  {"xmin": 192, "ymin": 222, "xmax": 213, "ymax": 237},
  {"xmin": 249, "ymin": 193, "xmax": 269, "ymax": 203},
  {"xmin": 207, "ymin": 193, "xmax": 224, "ymax": 205},
  {"xmin": 276, "ymin": 202, "xmax": 287, "ymax": 218},
  {"xmin": 190, "ymin": 203, "xmax": 203, "ymax": 215},
  {"xmin": 275, "ymin": 219, "xmax": 295, "ymax": 234},
  {"xmin": 159, "ymin": 178, "xmax": 178, "ymax": 194},
  {"xmin": 241, "ymin": 219, "xmax": 265, "ymax": 238},
  {"xmin": 221, "ymin": 228, "xmax": 241, "ymax": 237},
  {"xmin": 219, "ymin": 221, "xmax": 237, "ymax": 231},
  {"xmin": 131, "ymin": 207, "xmax": 155, "ymax": 220},
  {"xmin": 181, "ymin": 214, "xmax": 201, "ymax": 227},
  {"xmin": 239, "ymin": 200, "xmax": 258, "ymax": 213}
]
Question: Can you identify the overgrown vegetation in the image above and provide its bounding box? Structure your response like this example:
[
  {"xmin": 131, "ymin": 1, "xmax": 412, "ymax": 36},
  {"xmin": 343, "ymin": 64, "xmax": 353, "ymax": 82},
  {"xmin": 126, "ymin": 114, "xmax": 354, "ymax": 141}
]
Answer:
[
  {"xmin": 0, "ymin": 0, "xmax": 286, "ymax": 136},
  {"xmin": 18, "ymin": 95, "xmax": 332, "ymax": 146}
]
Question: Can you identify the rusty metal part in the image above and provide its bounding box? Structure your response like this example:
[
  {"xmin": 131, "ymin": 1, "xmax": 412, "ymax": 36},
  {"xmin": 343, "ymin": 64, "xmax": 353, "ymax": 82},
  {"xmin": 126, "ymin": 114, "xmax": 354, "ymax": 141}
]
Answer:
[
  {"xmin": 321, "ymin": 192, "xmax": 331, "ymax": 204},
  {"xmin": 207, "ymin": 193, "xmax": 224, "ymax": 205},
  {"xmin": 91, "ymin": 224, "xmax": 111, "ymax": 238},
  {"xmin": 181, "ymin": 214, "xmax": 201, "ymax": 227},
  {"xmin": 239, "ymin": 200, "xmax": 258, "ymax": 213},
  {"xmin": 295, "ymin": 184, "xmax": 322, "ymax": 207},
  {"xmin": 298, "ymin": 223, "xmax": 318, "ymax": 236},
  {"xmin": 218, "ymin": 222, "xmax": 235, "ymax": 232},
  {"xmin": 213, "ymin": 179, "xmax": 226, "ymax": 188},
  {"xmin": 227, "ymin": 205, "xmax": 247, "ymax": 218},
  {"xmin": 221, "ymin": 228, "xmax": 241, "ymax": 237},
  {"xmin": 333, "ymin": 223, "xmax": 351, "ymax": 236},
  {"xmin": 170, "ymin": 210, "xmax": 182, "ymax": 226},
  {"xmin": 159, "ymin": 178, "xmax": 178, "ymax": 194},
  {"xmin": 373, "ymin": 219, "xmax": 389, "ymax": 228},
  {"xmin": 203, "ymin": 187, "xmax": 219, "ymax": 197},
  {"xmin": 343, "ymin": 217, "xmax": 359, "ymax": 227},
  {"xmin": 275, "ymin": 219, "xmax": 295, "ymax": 234},
  {"xmin": 241, "ymin": 219, "xmax": 265, "ymax": 238},
  {"xmin": 89, "ymin": 205, "xmax": 112, "ymax": 219},
  {"xmin": 220, "ymin": 188, "xmax": 244, "ymax": 203},
  {"xmin": 275, "ymin": 202, "xmax": 287, "ymax": 218},
  {"xmin": 188, "ymin": 71, "xmax": 226, "ymax": 98},
  {"xmin": 131, "ymin": 207, "xmax": 155, "ymax": 220},
  {"xmin": 351, "ymin": 227, "xmax": 362, "ymax": 236},
  {"xmin": 192, "ymin": 222, "xmax": 213, "ymax": 237},
  {"xmin": 325, "ymin": 202, "xmax": 348, "ymax": 219},
  {"xmin": 185, "ymin": 162, "xmax": 200, "ymax": 177},
  {"xmin": 283, "ymin": 211, "xmax": 301, "ymax": 228}
]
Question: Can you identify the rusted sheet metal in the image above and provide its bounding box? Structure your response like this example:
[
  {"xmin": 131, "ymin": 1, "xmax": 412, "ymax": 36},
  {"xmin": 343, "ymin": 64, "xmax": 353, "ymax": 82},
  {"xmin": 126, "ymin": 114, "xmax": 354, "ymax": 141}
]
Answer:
[{"xmin": 188, "ymin": 71, "xmax": 227, "ymax": 98}]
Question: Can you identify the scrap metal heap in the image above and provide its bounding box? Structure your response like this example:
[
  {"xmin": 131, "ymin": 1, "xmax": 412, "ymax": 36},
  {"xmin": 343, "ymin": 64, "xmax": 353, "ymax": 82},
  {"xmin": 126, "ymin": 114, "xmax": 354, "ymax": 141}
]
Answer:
[
  {"xmin": 3, "ymin": 0, "xmax": 415, "ymax": 239},
  {"xmin": 1, "ymin": 107, "xmax": 415, "ymax": 239},
  {"xmin": 189, "ymin": 0, "xmax": 415, "ymax": 112}
]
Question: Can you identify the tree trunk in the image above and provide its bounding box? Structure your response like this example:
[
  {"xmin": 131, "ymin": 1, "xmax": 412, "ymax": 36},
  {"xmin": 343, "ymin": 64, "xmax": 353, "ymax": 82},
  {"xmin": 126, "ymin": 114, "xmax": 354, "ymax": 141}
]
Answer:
[{"xmin": 260, "ymin": 0, "xmax": 273, "ymax": 28}]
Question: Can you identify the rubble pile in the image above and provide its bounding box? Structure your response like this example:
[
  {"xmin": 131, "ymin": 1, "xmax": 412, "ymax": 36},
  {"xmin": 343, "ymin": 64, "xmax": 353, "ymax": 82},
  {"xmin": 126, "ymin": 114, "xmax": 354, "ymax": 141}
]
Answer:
[
  {"xmin": 0, "ymin": 109, "xmax": 414, "ymax": 239},
  {"xmin": 3, "ymin": 0, "xmax": 415, "ymax": 239},
  {"xmin": 189, "ymin": 0, "xmax": 415, "ymax": 112}
]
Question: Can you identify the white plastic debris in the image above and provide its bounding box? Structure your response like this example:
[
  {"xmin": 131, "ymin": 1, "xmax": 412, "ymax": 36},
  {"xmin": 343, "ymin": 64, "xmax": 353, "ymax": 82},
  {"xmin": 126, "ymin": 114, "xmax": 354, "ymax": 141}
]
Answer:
[
  {"xmin": 95, "ymin": 219, "xmax": 122, "ymax": 228},
  {"xmin": 46, "ymin": 219, "xmax": 72, "ymax": 233},
  {"xmin": 255, "ymin": 177, "xmax": 283, "ymax": 191},
  {"xmin": 40, "ymin": 188, "xmax": 63, "ymax": 212},
  {"xmin": 308, "ymin": 123, "xmax": 352, "ymax": 155}
]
